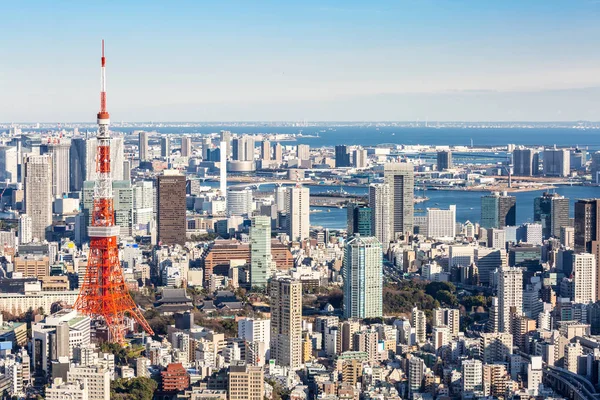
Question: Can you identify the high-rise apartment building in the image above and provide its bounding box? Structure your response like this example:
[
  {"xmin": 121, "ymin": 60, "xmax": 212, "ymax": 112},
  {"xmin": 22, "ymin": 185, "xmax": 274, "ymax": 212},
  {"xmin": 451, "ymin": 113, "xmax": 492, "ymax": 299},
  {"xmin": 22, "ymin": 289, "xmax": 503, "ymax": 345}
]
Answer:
[
  {"xmin": 426, "ymin": 205, "xmax": 456, "ymax": 239},
  {"xmin": 384, "ymin": 163, "xmax": 414, "ymax": 237},
  {"xmin": 180, "ymin": 136, "xmax": 192, "ymax": 157},
  {"xmin": 285, "ymin": 186, "xmax": 309, "ymax": 242},
  {"xmin": 574, "ymin": 199, "xmax": 600, "ymax": 253},
  {"xmin": 0, "ymin": 146, "xmax": 18, "ymax": 183},
  {"xmin": 347, "ymin": 203, "xmax": 372, "ymax": 236},
  {"xmin": 226, "ymin": 187, "xmax": 253, "ymax": 216},
  {"xmin": 353, "ymin": 148, "xmax": 368, "ymax": 168},
  {"xmin": 479, "ymin": 332, "xmax": 513, "ymax": 363},
  {"xmin": 296, "ymin": 144, "xmax": 310, "ymax": 161},
  {"xmin": 498, "ymin": 267, "xmax": 523, "ymax": 333},
  {"xmin": 342, "ymin": 235, "xmax": 383, "ymax": 319},
  {"xmin": 18, "ymin": 214, "xmax": 32, "ymax": 245},
  {"xmin": 512, "ymin": 148, "xmax": 539, "ymax": 176},
  {"xmin": 573, "ymin": 253, "xmax": 596, "ymax": 304},
  {"xmin": 462, "ymin": 359, "xmax": 483, "ymax": 393},
  {"xmin": 543, "ymin": 147, "xmax": 570, "ymax": 177},
  {"xmin": 270, "ymin": 277, "xmax": 302, "ymax": 369},
  {"xmin": 411, "ymin": 307, "xmax": 426, "ymax": 344},
  {"xmin": 274, "ymin": 142, "xmax": 283, "ymax": 163},
  {"xmin": 160, "ymin": 136, "xmax": 170, "ymax": 158},
  {"xmin": 232, "ymin": 135, "xmax": 255, "ymax": 161},
  {"xmin": 250, "ymin": 216, "xmax": 273, "ymax": 288},
  {"xmin": 436, "ymin": 150, "xmax": 452, "ymax": 170},
  {"xmin": 138, "ymin": 131, "xmax": 149, "ymax": 161},
  {"xmin": 23, "ymin": 155, "xmax": 53, "ymax": 241},
  {"xmin": 261, "ymin": 140, "xmax": 271, "ymax": 161},
  {"xmin": 433, "ymin": 308, "xmax": 460, "ymax": 337},
  {"xmin": 238, "ymin": 317, "xmax": 270, "ymax": 361},
  {"xmin": 157, "ymin": 170, "xmax": 186, "ymax": 245},
  {"xmin": 408, "ymin": 356, "xmax": 424, "ymax": 396},
  {"xmin": 228, "ymin": 361, "xmax": 264, "ymax": 400},
  {"xmin": 369, "ymin": 183, "xmax": 391, "ymax": 250}
]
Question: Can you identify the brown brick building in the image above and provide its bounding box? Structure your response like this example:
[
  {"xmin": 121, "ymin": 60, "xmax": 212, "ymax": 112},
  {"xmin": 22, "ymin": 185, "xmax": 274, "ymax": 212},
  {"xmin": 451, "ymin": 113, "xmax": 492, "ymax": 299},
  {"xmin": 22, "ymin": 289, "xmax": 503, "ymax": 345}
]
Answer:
[{"xmin": 161, "ymin": 363, "xmax": 189, "ymax": 392}]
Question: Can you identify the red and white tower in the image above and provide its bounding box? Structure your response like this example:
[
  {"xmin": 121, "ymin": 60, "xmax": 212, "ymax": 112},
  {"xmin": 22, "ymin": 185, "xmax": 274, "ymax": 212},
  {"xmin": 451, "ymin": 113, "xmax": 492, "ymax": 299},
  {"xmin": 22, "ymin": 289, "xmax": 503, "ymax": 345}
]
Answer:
[{"xmin": 74, "ymin": 41, "xmax": 153, "ymax": 343}]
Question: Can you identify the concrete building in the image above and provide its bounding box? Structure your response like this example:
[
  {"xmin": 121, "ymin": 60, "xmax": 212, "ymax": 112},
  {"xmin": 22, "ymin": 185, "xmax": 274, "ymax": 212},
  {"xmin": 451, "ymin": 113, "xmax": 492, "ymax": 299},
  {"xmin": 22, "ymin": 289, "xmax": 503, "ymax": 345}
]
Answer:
[
  {"xmin": 343, "ymin": 235, "xmax": 383, "ymax": 319},
  {"xmin": 574, "ymin": 199, "xmax": 599, "ymax": 253},
  {"xmin": 426, "ymin": 205, "xmax": 456, "ymax": 239},
  {"xmin": 433, "ymin": 308, "xmax": 460, "ymax": 337},
  {"xmin": 369, "ymin": 183, "xmax": 392, "ymax": 250},
  {"xmin": 180, "ymin": 136, "xmax": 192, "ymax": 157},
  {"xmin": 462, "ymin": 359, "xmax": 483, "ymax": 393},
  {"xmin": 157, "ymin": 170, "xmax": 186, "ymax": 245},
  {"xmin": 481, "ymin": 192, "xmax": 516, "ymax": 229},
  {"xmin": 534, "ymin": 192, "xmax": 569, "ymax": 239},
  {"xmin": 512, "ymin": 148, "xmax": 539, "ymax": 176},
  {"xmin": 384, "ymin": 163, "xmax": 414, "ymax": 236},
  {"xmin": 226, "ymin": 187, "xmax": 253, "ymax": 216},
  {"xmin": 285, "ymin": 186, "xmax": 310, "ymax": 242},
  {"xmin": 498, "ymin": 267, "xmax": 523, "ymax": 333},
  {"xmin": 408, "ymin": 356, "xmax": 424, "ymax": 396},
  {"xmin": 411, "ymin": 307, "xmax": 426, "ymax": 344},
  {"xmin": 270, "ymin": 277, "xmax": 302, "ymax": 369},
  {"xmin": 238, "ymin": 318, "xmax": 270, "ymax": 362},
  {"xmin": 160, "ymin": 136, "xmax": 170, "ymax": 158},
  {"xmin": 335, "ymin": 145, "xmax": 351, "ymax": 167},
  {"xmin": 0, "ymin": 146, "xmax": 18, "ymax": 183},
  {"xmin": 479, "ymin": 332, "xmax": 513, "ymax": 363},
  {"xmin": 250, "ymin": 216, "xmax": 274, "ymax": 288},
  {"xmin": 296, "ymin": 144, "xmax": 310, "ymax": 161},
  {"xmin": 42, "ymin": 139, "xmax": 71, "ymax": 197},
  {"xmin": 139, "ymin": 131, "xmax": 149, "ymax": 161},
  {"xmin": 23, "ymin": 155, "xmax": 53, "ymax": 241},
  {"xmin": 573, "ymin": 253, "xmax": 596, "ymax": 304},
  {"xmin": 46, "ymin": 378, "xmax": 88, "ymax": 400},
  {"xmin": 437, "ymin": 150, "xmax": 452, "ymax": 170},
  {"xmin": 18, "ymin": 214, "xmax": 32, "ymax": 245},
  {"xmin": 228, "ymin": 361, "xmax": 264, "ymax": 400},
  {"xmin": 260, "ymin": 140, "xmax": 271, "ymax": 162},
  {"xmin": 232, "ymin": 135, "xmax": 255, "ymax": 162},
  {"xmin": 543, "ymin": 147, "xmax": 570, "ymax": 177}
]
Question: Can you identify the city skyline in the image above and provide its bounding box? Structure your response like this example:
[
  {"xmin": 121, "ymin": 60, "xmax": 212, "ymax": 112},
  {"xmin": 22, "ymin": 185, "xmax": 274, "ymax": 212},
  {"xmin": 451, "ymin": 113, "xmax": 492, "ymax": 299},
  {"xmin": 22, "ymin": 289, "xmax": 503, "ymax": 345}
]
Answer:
[{"xmin": 3, "ymin": 1, "xmax": 600, "ymax": 122}]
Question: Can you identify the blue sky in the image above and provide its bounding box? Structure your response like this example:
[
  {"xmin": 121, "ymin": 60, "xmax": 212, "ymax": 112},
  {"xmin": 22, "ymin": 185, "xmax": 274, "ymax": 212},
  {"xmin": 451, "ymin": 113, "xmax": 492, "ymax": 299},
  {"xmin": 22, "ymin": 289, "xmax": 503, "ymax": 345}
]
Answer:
[{"xmin": 2, "ymin": 1, "xmax": 600, "ymax": 122}]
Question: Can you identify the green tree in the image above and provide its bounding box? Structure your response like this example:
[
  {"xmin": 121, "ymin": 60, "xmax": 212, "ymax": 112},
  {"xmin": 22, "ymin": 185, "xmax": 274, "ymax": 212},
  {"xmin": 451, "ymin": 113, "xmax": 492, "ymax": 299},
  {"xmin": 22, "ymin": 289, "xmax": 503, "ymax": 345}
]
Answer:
[{"xmin": 111, "ymin": 377, "xmax": 158, "ymax": 400}]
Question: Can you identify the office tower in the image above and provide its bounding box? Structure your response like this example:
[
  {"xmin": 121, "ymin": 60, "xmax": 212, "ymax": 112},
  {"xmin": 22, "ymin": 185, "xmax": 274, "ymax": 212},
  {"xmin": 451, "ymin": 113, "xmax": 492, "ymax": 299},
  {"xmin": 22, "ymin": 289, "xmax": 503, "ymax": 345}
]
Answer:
[
  {"xmin": 228, "ymin": 361, "xmax": 264, "ymax": 400},
  {"xmin": 342, "ymin": 235, "xmax": 383, "ymax": 319},
  {"xmin": 232, "ymin": 135, "xmax": 255, "ymax": 161},
  {"xmin": 226, "ymin": 187, "xmax": 253, "ymax": 216},
  {"xmin": 70, "ymin": 137, "xmax": 124, "ymax": 191},
  {"xmin": 543, "ymin": 147, "xmax": 570, "ymax": 177},
  {"xmin": 42, "ymin": 139, "xmax": 71, "ymax": 197},
  {"xmin": 592, "ymin": 152, "xmax": 600, "ymax": 184},
  {"xmin": 498, "ymin": 267, "xmax": 523, "ymax": 333},
  {"xmin": 250, "ymin": 216, "xmax": 273, "ymax": 288},
  {"xmin": 426, "ymin": 205, "xmax": 456, "ymax": 239},
  {"xmin": 261, "ymin": 140, "xmax": 271, "ymax": 161},
  {"xmin": 180, "ymin": 136, "xmax": 192, "ymax": 157},
  {"xmin": 512, "ymin": 148, "xmax": 540, "ymax": 176},
  {"xmin": 462, "ymin": 359, "xmax": 483, "ymax": 393},
  {"xmin": 219, "ymin": 142, "xmax": 227, "ymax": 197},
  {"xmin": 274, "ymin": 142, "xmax": 283, "ymax": 163},
  {"xmin": 574, "ymin": 199, "xmax": 600, "ymax": 253},
  {"xmin": 433, "ymin": 308, "xmax": 460, "ymax": 337},
  {"xmin": 270, "ymin": 277, "xmax": 302, "ymax": 369},
  {"xmin": 573, "ymin": 253, "xmax": 596, "ymax": 303},
  {"xmin": 521, "ymin": 223, "xmax": 543, "ymax": 245},
  {"xmin": 18, "ymin": 214, "xmax": 32, "ymax": 244},
  {"xmin": 353, "ymin": 148, "xmax": 368, "ymax": 168},
  {"xmin": 0, "ymin": 146, "xmax": 18, "ymax": 183},
  {"xmin": 285, "ymin": 186, "xmax": 310, "ymax": 242},
  {"xmin": 160, "ymin": 136, "xmax": 170, "ymax": 158},
  {"xmin": 487, "ymin": 228, "xmax": 506, "ymax": 249},
  {"xmin": 23, "ymin": 155, "xmax": 52, "ymax": 241},
  {"xmin": 384, "ymin": 163, "xmax": 414, "ymax": 236},
  {"xmin": 408, "ymin": 356, "xmax": 424, "ymax": 396},
  {"xmin": 122, "ymin": 159, "xmax": 131, "ymax": 181},
  {"xmin": 296, "ymin": 144, "xmax": 310, "ymax": 161},
  {"xmin": 201, "ymin": 137, "xmax": 211, "ymax": 160},
  {"xmin": 335, "ymin": 145, "xmax": 351, "ymax": 167},
  {"xmin": 219, "ymin": 130, "xmax": 232, "ymax": 157},
  {"xmin": 561, "ymin": 226, "xmax": 575, "ymax": 248},
  {"xmin": 369, "ymin": 184, "xmax": 391, "ymax": 250},
  {"xmin": 157, "ymin": 170, "xmax": 186, "ymax": 245},
  {"xmin": 45, "ymin": 379, "xmax": 88, "ymax": 400},
  {"xmin": 68, "ymin": 365, "xmax": 110, "ymax": 400},
  {"xmin": 436, "ymin": 150, "xmax": 452, "ymax": 170},
  {"xmin": 479, "ymin": 332, "xmax": 513, "ymax": 363},
  {"xmin": 534, "ymin": 192, "xmax": 569, "ymax": 239},
  {"xmin": 132, "ymin": 180, "xmax": 155, "ymax": 227},
  {"xmin": 82, "ymin": 180, "xmax": 133, "ymax": 239},
  {"xmin": 481, "ymin": 192, "xmax": 516, "ymax": 229},
  {"xmin": 411, "ymin": 307, "xmax": 426, "ymax": 344},
  {"xmin": 347, "ymin": 203, "xmax": 372, "ymax": 236},
  {"xmin": 138, "ymin": 131, "xmax": 149, "ymax": 161}
]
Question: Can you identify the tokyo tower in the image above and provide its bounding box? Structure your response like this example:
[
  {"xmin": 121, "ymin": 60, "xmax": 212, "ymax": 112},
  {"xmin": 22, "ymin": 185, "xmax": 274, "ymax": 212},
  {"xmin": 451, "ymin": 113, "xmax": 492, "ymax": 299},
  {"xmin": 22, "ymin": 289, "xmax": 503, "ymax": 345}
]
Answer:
[{"xmin": 74, "ymin": 41, "xmax": 153, "ymax": 343}]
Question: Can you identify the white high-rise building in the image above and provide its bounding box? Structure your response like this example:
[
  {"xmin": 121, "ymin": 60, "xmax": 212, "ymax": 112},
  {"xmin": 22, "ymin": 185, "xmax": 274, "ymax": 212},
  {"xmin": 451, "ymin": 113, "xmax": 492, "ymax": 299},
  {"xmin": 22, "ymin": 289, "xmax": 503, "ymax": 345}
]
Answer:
[
  {"xmin": 227, "ymin": 187, "xmax": 253, "ymax": 216},
  {"xmin": 138, "ymin": 131, "xmax": 149, "ymax": 161},
  {"xmin": 573, "ymin": 253, "xmax": 596, "ymax": 304},
  {"xmin": 369, "ymin": 183, "xmax": 391, "ymax": 250},
  {"xmin": 408, "ymin": 356, "xmax": 424, "ymax": 396},
  {"xmin": 67, "ymin": 365, "xmax": 110, "ymax": 400},
  {"xmin": 43, "ymin": 139, "xmax": 71, "ymax": 197},
  {"xmin": 296, "ymin": 144, "xmax": 310, "ymax": 161},
  {"xmin": 411, "ymin": 307, "xmax": 426, "ymax": 344},
  {"xmin": 432, "ymin": 325, "xmax": 450, "ymax": 350},
  {"xmin": 18, "ymin": 214, "xmax": 32, "ymax": 244},
  {"xmin": 23, "ymin": 155, "xmax": 53, "ymax": 241},
  {"xmin": 433, "ymin": 308, "xmax": 460, "ymax": 337},
  {"xmin": 132, "ymin": 180, "xmax": 155, "ymax": 227},
  {"xmin": 488, "ymin": 228, "xmax": 506, "ymax": 249},
  {"xmin": 342, "ymin": 235, "xmax": 383, "ymax": 319},
  {"xmin": 528, "ymin": 356, "xmax": 543, "ymax": 395},
  {"xmin": 0, "ymin": 146, "xmax": 18, "ymax": 183},
  {"xmin": 270, "ymin": 277, "xmax": 302, "ymax": 369},
  {"xmin": 498, "ymin": 267, "xmax": 523, "ymax": 333},
  {"xmin": 250, "ymin": 216, "xmax": 274, "ymax": 288},
  {"xmin": 462, "ymin": 359, "xmax": 483, "ymax": 393},
  {"xmin": 285, "ymin": 186, "xmax": 309, "ymax": 242},
  {"xmin": 238, "ymin": 318, "xmax": 271, "ymax": 361},
  {"xmin": 523, "ymin": 223, "xmax": 543, "ymax": 246},
  {"xmin": 426, "ymin": 205, "xmax": 456, "ymax": 239},
  {"xmin": 543, "ymin": 147, "xmax": 570, "ymax": 177}
]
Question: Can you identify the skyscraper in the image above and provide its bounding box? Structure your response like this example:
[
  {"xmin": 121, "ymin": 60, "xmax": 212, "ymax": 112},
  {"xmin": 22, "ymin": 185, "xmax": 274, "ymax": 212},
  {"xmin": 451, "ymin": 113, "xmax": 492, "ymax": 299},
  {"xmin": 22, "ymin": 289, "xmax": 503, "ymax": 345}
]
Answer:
[
  {"xmin": 575, "ymin": 199, "xmax": 600, "ymax": 253},
  {"xmin": 180, "ymin": 136, "xmax": 192, "ymax": 157},
  {"xmin": 260, "ymin": 140, "xmax": 271, "ymax": 161},
  {"xmin": 573, "ymin": 253, "xmax": 596, "ymax": 304},
  {"xmin": 433, "ymin": 308, "xmax": 460, "ymax": 337},
  {"xmin": 498, "ymin": 194, "xmax": 517, "ymax": 228},
  {"xmin": 232, "ymin": 135, "xmax": 255, "ymax": 161},
  {"xmin": 296, "ymin": 144, "xmax": 310, "ymax": 161},
  {"xmin": 347, "ymin": 203, "xmax": 372, "ymax": 236},
  {"xmin": 23, "ymin": 155, "xmax": 53, "ymax": 241},
  {"xmin": 138, "ymin": 131, "xmax": 149, "ymax": 161},
  {"xmin": 591, "ymin": 152, "xmax": 600, "ymax": 184},
  {"xmin": 70, "ymin": 137, "xmax": 124, "ymax": 192},
  {"xmin": 436, "ymin": 150, "xmax": 453, "ymax": 170},
  {"xmin": 42, "ymin": 139, "xmax": 71, "ymax": 197},
  {"xmin": 250, "ymin": 216, "xmax": 273, "ymax": 288},
  {"xmin": 226, "ymin": 187, "xmax": 253, "ymax": 216},
  {"xmin": 157, "ymin": 170, "xmax": 186, "ymax": 245},
  {"xmin": 481, "ymin": 192, "xmax": 516, "ymax": 229},
  {"xmin": 285, "ymin": 186, "xmax": 310, "ymax": 242},
  {"xmin": 411, "ymin": 307, "xmax": 426, "ymax": 344},
  {"xmin": 270, "ymin": 277, "xmax": 302, "ymax": 369},
  {"xmin": 160, "ymin": 136, "xmax": 170, "ymax": 158},
  {"xmin": 533, "ymin": 192, "xmax": 569, "ymax": 239},
  {"xmin": 274, "ymin": 143, "xmax": 283, "ymax": 163},
  {"xmin": 0, "ymin": 146, "xmax": 18, "ymax": 183},
  {"xmin": 219, "ymin": 130, "xmax": 232, "ymax": 158},
  {"xmin": 543, "ymin": 148, "xmax": 570, "ymax": 177},
  {"xmin": 369, "ymin": 184, "xmax": 391, "ymax": 250},
  {"xmin": 498, "ymin": 267, "xmax": 523, "ymax": 333},
  {"xmin": 342, "ymin": 235, "xmax": 383, "ymax": 319},
  {"xmin": 426, "ymin": 205, "xmax": 456, "ymax": 239},
  {"xmin": 384, "ymin": 163, "xmax": 414, "ymax": 236},
  {"xmin": 335, "ymin": 145, "xmax": 351, "ymax": 167},
  {"xmin": 18, "ymin": 214, "xmax": 32, "ymax": 244},
  {"xmin": 512, "ymin": 148, "xmax": 539, "ymax": 176}
]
